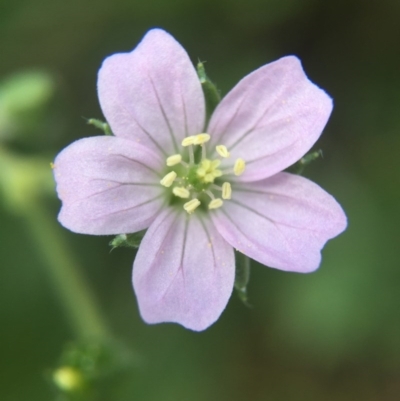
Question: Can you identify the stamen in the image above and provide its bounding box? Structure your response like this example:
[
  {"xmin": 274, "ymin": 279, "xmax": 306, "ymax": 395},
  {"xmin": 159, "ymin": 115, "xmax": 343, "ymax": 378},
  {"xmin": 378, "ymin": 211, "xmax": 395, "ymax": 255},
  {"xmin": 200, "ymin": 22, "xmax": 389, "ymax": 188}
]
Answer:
[
  {"xmin": 166, "ymin": 154, "xmax": 182, "ymax": 166},
  {"xmin": 160, "ymin": 171, "xmax": 177, "ymax": 187},
  {"xmin": 211, "ymin": 184, "xmax": 222, "ymax": 190},
  {"xmin": 222, "ymin": 182, "xmax": 232, "ymax": 199},
  {"xmin": 172, "ymin": 187, "xmax": 190, "ymax": 199},
  {"xmin": 233, "ymin": 158, "xmax": 246, "ymax": 176},
  {"xmin": 182, "ymin": 136, "xmax": 195, "ymax": 147},
  {"xmin": 201, "ymin": 144, "xmax": 207, "ymax": 160},
  {"xmin": 193, "ymin": 133, "xmax": 210, "ymax": 145},
  {"xmin": 216, "ymin": 145, "xmax": 230, "ymax": 158},
  {"xmin": 208, "ymin": 198, "xmax": 223, "ymax": 210},
  {"xmin": 205, "ymin": 190, "xmax": 215, "ymax": 200},
  {"xmin": 188, "ymin": 145, "xmax": 194, "ymax": 164},
  {"xmin": 183, "ymin": 198, "xmax": 201, "ymax": 214}
]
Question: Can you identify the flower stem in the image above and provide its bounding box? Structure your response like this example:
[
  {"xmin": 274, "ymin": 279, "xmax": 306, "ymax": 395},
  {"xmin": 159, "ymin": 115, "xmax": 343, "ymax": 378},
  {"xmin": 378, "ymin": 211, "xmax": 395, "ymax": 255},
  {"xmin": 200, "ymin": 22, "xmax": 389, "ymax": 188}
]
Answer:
[{"xmin": 25, "ymin": 202, "xmax": 112, "ymax": 342}]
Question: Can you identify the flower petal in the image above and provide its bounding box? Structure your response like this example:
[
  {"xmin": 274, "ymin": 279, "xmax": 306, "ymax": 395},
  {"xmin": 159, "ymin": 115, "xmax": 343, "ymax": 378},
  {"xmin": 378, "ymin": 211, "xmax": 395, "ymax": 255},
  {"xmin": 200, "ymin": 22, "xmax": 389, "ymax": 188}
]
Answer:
[
  {"xmin": 133, "ymin": 208, "xmax": 235, "ymax": 331},
  {"xmin": 54, "ymin": 136, "xmax": 164, "ymax": 235},
  {"xmin": 208, "ymin": 56, "xmax": 332, "ymax": 182},
  {"xmin": 98, "ymin": 29, "xmax": 205, "ymax": 157},
  {"xmin": 212, "ymin": 172, "xmax": 347, "ymax": 273}
]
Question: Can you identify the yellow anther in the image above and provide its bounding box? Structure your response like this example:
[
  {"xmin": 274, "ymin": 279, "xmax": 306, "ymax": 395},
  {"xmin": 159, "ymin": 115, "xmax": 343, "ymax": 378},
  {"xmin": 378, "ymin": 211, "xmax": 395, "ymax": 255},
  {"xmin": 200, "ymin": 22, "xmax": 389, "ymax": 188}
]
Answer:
[
  {"xmin": 166, "ymin": 154, "xmax": 182, "ymax": 166},
  {"xmin": 183, "ymin": 198, "xmax": 201, "ymax": 214},
  {"xmin": 208, "ymin": 198, "xmax": 224, "ymax": 210},
  {"xmin": 193, "ymin": 133, "xmax": 211, "ymax": 145},
  {"xmin": 216, "ymin": 145, "xmax": 230, "ymax": 158},
  {"xmin": 172, "ymin": 187, "xmax": 190, "ymax": 198},
  {"xmin": 160, "ymin": 171, "xmax": 177, "ymax": 187},
  {"xmin": 182, "ymin": 136, "xmax": 196, "ymax": 146},
  {"xmin": 222, "ymin": 182, "xmax": 232, "ymax": 199},
  {"xmin": 233, "ymin": 158, "xmax": 246, "ymax": 176}
]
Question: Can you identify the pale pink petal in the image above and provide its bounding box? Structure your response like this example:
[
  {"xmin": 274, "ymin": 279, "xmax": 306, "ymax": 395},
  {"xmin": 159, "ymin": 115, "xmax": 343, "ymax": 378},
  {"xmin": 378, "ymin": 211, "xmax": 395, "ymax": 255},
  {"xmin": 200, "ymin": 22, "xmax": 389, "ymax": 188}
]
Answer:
[
  {"xmin": 54, "ymin": 136, "xmax": 165, "ymax": 235},
  {"xmin": 208, "ymin": 56, "xmax": 332, "ymax": 182},
  {"xmin": 98, "ymin": 29, "xmax": 205, "ymax": 157},
  {"xmin": 133, "ymin": 208, "xmax": 235, "ymax": 331},
  {"xmin": 212, "ymin": 172, "xmax": 347, "ymax": 273}
]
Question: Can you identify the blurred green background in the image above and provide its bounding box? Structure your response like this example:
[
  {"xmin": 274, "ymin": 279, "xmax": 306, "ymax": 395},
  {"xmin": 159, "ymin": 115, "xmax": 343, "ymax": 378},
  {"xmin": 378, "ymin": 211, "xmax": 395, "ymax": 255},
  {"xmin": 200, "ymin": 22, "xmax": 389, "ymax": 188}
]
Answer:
[{"xmin": 1, "ymin": 0, "xmax": 400, "ymax": 400}]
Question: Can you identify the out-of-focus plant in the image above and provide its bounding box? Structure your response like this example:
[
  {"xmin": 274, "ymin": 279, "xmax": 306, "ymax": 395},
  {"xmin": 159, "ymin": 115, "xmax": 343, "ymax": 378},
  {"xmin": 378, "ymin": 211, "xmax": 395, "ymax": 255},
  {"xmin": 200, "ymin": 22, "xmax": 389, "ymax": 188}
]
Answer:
[
  {"xmin": 0, "ymin": 69, "xmax": 136, "ymax": 401},
  {"xmin": 0, "ymin": 71, "xmax": 56, "ymax": 144}
]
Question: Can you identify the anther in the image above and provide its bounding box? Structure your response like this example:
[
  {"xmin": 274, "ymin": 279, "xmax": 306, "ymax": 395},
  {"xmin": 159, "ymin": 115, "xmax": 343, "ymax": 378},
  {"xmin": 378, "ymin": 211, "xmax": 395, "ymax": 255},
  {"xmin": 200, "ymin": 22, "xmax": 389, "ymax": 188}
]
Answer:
[
  {"xmin": 216, "ymin": 145, "xmax": 230, "ymax": 158},
  {"xmin": 172, "ymin": 187, "xmax": 190, "ymax": 198},
  {"xmin": 208, "ymin": 198, "xmax": 223, "ymax": 210},
  {"xmin": 182, "ymin": 136, "xmax": 196, "ymax": 147},
  {"xmin": 183, "ymin": 198, "xmax": 201, "ymax": 214},
  {"xmin": 233, "ymin": 158, "xmax": 246, "ymax": 176},
  {"xmin": 193, "ymin": 133, "xmax": 211, "ymax": 145},
  {"xmin": 160, "ymin": 171, "xmax": 177, "ymax": 187},
  {"xmin": 166, "ymin": 154, "xmax": 182, "ymax": 166},
  {"xmin": 222, "ymin": 182, "xmax": 232, "ymax": 199}
]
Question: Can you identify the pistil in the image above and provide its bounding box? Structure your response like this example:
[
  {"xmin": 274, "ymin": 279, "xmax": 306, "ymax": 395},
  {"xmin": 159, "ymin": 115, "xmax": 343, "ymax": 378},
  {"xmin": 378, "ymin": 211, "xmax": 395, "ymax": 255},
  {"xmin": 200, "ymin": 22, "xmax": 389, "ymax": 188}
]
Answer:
[{"xmin": 162, "ymin": 134, "xmax": 244, "ymax": 214}]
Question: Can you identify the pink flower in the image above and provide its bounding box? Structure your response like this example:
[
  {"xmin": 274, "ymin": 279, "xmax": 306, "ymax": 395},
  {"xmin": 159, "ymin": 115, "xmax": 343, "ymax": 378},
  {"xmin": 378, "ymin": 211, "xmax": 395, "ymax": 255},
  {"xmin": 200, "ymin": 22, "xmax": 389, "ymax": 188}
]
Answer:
[{"xmin": 53, "ymin": 29, "xmax": 346, "ymax": 331}]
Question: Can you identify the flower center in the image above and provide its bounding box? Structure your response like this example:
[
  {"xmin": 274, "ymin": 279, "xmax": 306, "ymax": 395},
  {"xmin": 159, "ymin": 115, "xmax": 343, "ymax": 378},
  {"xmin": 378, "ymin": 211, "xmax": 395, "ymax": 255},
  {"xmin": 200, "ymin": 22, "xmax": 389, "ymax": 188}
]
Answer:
[{"xmin": 160, "ymin": 133, "xmax": 245, "ymax": 214}]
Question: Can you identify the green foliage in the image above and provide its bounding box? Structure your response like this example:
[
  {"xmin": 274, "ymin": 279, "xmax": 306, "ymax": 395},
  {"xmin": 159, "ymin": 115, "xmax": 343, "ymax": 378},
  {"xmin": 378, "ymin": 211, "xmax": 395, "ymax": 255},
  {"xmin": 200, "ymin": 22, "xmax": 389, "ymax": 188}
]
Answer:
[
  {"xmin": 51, "ymin": 340, "xmax": 135, "ymax": 401},
  {"xmin": 0, "ymin": 70, "xmax": 56, "ymax": 143}
]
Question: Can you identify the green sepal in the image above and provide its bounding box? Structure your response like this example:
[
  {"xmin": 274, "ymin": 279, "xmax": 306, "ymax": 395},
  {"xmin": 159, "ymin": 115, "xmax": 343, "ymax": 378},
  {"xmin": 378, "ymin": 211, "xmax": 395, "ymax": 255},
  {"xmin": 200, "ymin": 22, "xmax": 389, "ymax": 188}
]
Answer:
[
  {"xmin": 234, "ymin": 251, "xmax": 252, "ymax": 307},
  {"xmin": 109, "ymin": 230, "xmax": 146, "ymax": 250},
  {"xmin": 196, "ymin": 62, "xmax": 221, "ymax": 123},
  {"xmin": 289, "ymin": 149, "xmax": 323, "ymax": 175},
  {"xmin": 87, "ymin": 118, "xmax": 113, "ymax": 136}
]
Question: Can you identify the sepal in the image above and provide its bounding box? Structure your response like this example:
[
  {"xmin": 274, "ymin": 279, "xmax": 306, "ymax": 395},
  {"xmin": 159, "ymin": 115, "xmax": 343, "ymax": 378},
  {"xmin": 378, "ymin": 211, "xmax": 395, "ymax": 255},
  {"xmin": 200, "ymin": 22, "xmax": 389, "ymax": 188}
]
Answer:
[
  {"xmin": 234, "ymin": 251, "xmax": 252, "ymax": 307},
  {"xmin": 288, "ymin": 149, "xmax": 323, "ymax": 175},
  {"xmin": 87, "ymin": 118, "xmax": 113, "ymax": 135},
  {"xmin": 196, "ymin": 62, "xmax": 221, "ymax": 123},
  {"xmin": 109, "ymin": 230, "xmax": 146, "ymax": 250}
]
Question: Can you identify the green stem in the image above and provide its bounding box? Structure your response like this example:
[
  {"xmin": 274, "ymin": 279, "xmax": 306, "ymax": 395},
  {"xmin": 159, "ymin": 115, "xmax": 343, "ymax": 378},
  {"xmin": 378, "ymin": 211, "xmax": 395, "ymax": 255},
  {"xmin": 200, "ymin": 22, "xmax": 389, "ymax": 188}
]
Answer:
[{"xmin": 25, "ymin": 202, "xmax": 112, "ymax": 342}]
